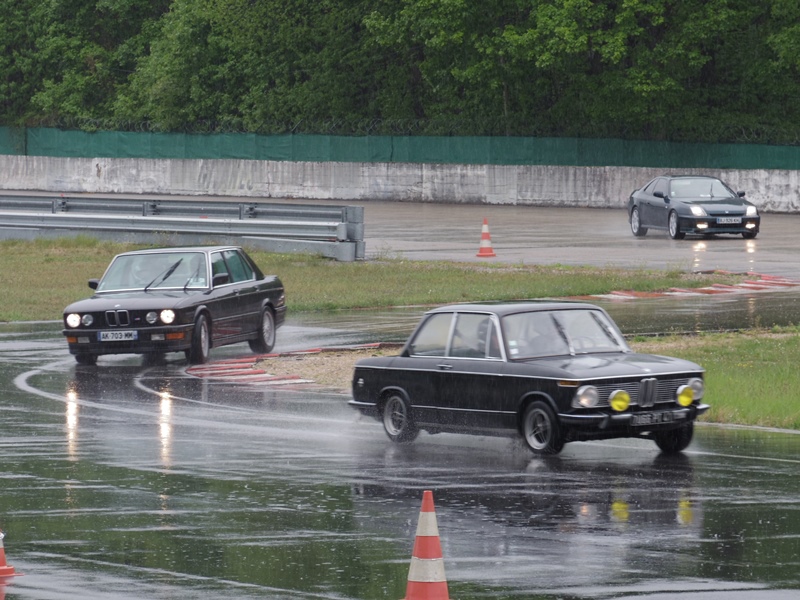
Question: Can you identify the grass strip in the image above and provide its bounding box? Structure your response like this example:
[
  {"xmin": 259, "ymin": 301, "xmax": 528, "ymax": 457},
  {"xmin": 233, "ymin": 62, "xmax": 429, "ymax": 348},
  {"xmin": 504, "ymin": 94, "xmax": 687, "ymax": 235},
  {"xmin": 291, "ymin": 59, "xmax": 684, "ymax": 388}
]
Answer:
[
  {"xmin": 0, "ymin": 237, "xmax": 749, "ymax": 321},
  {"xmin": 632, "ymin": 329, "xmax": 800, "ymax": 430}
]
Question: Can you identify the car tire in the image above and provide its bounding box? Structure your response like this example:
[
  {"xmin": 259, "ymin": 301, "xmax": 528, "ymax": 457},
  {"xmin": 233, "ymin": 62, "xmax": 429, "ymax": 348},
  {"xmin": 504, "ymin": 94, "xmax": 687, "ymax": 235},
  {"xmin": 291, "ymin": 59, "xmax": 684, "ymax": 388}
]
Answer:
[
  {"xmin": 630, "ymin": 207, "xmax": 648, "ymax": 237},
  {"xmin": 668, "ymin": 211, "xmax": 685, "ymax": 240},
  {"xmin": 248, "ymin": 307, "xmax": 276, "ymax": 354},
  {"xmin": 75, "ymin": 353, "xmax": 97, "ymax": 366},
  {"xmin": 742, "ymin": 231, "xmax": 758, "ymax": 239},
  {"xmin": 381, "ymin": 393, "xmax": 419, "ymax": 444},
  {"xmin": 653, "ymin": 422, "xmax": 694, "ymax": 454},
  {"xmin": 521, "ymin": 401, "xmax": 564, "ymax": 455},
  {"xmin": 187, "ymin": 313, "xmax": 210, "ymax": 364}
]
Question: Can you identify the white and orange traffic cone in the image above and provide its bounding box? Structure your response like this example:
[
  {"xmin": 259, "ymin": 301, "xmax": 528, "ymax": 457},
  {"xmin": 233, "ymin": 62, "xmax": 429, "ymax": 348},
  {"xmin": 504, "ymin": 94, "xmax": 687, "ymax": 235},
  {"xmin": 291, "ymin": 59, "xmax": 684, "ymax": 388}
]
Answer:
[
  {"xmin": 0, "ymin": 531, "xmax": 17, "ymax": 578},
  {"xmin": 404, "ymin": 490, "xmax": 449, "ymax": 600},
  {"xmin": 476, "ymin": 218, "xmax": 496, "ymax": 257}
]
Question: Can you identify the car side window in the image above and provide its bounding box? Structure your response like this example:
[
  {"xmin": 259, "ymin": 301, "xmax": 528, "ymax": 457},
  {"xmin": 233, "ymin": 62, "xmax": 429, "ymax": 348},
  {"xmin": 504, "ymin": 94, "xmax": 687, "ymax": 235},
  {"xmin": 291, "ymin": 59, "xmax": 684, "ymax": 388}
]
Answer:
[
  {"xmin": 450, "ymin": 313, "xmax": 498, "ymax": 359},
  {"xmin": 222, "ymin": 250, "xmax": 254, "ymax": 283},
  {"xmin": 210, "ymin": 252, "xmax": 229, "ymax": 282},
  {"xmin": 408, "ymin": 313, "xmax": 452, "ymax": 357},
  {"xmin": 653, "ymin": 178, "xmax": 668, "ymax": 197}
]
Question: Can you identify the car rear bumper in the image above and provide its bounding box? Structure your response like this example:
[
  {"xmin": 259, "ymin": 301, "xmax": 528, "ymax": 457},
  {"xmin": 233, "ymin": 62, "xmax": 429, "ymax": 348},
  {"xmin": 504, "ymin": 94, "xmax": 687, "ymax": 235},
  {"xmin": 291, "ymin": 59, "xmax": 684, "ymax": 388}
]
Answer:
[{"xmin": 63, "ymin": 324, "xmax": 195, "ymax": 356}]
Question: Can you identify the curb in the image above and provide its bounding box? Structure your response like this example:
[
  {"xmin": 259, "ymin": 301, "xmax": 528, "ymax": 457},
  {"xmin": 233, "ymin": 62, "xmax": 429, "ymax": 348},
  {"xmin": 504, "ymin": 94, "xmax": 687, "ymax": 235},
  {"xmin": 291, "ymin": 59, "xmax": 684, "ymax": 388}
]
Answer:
[
  {"xmin": 587, "ymin": 271, "xmax": 800, "ymax": 301},
  {"xmin": 185, "ymin": 342, "xmax": 402, "ymax": 385}
]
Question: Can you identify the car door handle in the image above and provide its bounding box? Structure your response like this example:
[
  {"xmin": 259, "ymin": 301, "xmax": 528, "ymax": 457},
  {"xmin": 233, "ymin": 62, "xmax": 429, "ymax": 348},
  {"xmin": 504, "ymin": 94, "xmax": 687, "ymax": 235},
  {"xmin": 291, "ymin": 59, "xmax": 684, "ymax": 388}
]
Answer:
[
  {"xmin": 437, "ymin": 363, "xmax": 454, "ymax": 370},
  {"xmin": 233, "ymin": 289, "xmax": 240, "ymax": 295}
]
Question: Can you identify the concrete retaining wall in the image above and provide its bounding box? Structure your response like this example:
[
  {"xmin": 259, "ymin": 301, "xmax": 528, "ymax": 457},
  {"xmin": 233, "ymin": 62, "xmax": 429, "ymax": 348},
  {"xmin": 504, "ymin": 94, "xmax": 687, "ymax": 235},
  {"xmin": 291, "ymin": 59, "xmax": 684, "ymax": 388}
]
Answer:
[{"xmin": 1, "ymin": 154, "xmax": 798, "ymax": 212}]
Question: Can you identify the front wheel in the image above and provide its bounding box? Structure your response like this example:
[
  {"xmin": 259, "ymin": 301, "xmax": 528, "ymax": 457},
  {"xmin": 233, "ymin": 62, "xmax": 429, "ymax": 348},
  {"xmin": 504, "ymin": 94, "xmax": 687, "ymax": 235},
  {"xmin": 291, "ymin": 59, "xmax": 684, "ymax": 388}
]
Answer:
[
  {"xmin": 521, "ymin": 401, "xmax": 564, "ymax": 455},
  {"xmin": 186, "ymin": 314, "xmax": 210, "ymax": 364},
  {"xmin": 653, "ymin": 422, "xmax": 694, "ymax": 454},
  {"xmin": 668, "ymin": 211, "xmax": 685, "ymax": 240},
  {"xmin": 249, "ymin": 307, "xmax": 276, "ymax": 354},
  {"xmin": 630, "ymin": 207, "xmax": 648, "ymax": 237},
  {"xmin": 742, "ymin": 231, "xmax": 758, "ymax": 239},
  {"xmin": 75, "ymin": 353, "xmax": 97, "ymax": 366},
  {"xmin": 382, "ymin": 393, "xmax": 419, "ymax": 444}
]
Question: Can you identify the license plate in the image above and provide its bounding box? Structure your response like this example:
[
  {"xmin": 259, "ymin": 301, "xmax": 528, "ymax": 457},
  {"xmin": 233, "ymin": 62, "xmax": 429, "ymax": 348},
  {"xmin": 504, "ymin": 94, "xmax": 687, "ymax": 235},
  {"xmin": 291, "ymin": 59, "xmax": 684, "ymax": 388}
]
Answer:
[
  {"xmin": 716, "ymin": 217, "xmax": 741, "ymax": 224},
  {"xmin": 99, "ymin": 330, "xmax": 138, "ymax": 342},
  {"xmin": 631, "ymin": 410, "xmax": 684, "ymax": 426}
]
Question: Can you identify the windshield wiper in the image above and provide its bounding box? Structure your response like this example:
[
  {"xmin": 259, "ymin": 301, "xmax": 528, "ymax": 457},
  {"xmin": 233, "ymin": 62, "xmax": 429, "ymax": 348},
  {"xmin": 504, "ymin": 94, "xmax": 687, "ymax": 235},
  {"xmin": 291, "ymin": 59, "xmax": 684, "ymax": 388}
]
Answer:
[
  {"xmin": 144, "ymin": 258, "xmax": 183, "ymax": 291},
  {"xmin": 183, "ymin": 264, "xmax": 202, "ymax": 292}
]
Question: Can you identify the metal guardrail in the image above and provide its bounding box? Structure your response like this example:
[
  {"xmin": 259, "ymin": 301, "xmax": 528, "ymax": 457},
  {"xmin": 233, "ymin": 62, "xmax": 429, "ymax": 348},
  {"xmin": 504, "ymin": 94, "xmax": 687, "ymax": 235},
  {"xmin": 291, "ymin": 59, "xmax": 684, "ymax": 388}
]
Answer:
[{"xmin": 0, "ymin": 194, "xmax": 365, "ymax": 261}]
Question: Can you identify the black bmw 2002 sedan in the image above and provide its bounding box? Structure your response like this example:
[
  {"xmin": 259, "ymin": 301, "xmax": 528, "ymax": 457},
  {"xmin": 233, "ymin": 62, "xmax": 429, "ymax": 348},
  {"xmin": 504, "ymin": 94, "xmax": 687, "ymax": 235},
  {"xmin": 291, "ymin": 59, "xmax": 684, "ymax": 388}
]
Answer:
[
  {"xmin": 62, "ymin": 246, "xmax": 286, "ymax": 365},
  {"xmin": 628, "ymin": 175, "xmax": 760, "ymax": 239},
  {"xmin": 350, "ymin": 302, "xmax": 708, "ymax": 455}
]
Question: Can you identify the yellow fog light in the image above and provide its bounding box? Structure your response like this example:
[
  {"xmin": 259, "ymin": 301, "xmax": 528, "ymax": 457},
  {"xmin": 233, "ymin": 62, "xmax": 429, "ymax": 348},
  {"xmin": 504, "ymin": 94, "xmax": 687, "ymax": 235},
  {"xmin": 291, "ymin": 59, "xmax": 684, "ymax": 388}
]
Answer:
[
  {"xmin": 609, "ymin": 390, "xmax": 630, "ymax": 412},
  {"xmin": 676, "ymin": 385, "xmax": 694, "ymax": 407}
]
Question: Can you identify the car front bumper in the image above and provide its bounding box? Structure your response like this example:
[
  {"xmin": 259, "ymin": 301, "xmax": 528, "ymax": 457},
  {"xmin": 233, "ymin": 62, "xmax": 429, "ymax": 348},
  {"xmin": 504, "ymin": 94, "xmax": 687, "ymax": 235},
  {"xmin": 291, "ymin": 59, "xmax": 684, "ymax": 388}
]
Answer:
[
  {"xmin": 63, "ymin": 324, "xmax": 195, "ymax": 356},
  {"xmin": 678, "ymin": 215, "xmax": 760, "ymax": 235},
  {"xmin": 559, "ymin": 403, "xmax": 710, "ymax": 432}
]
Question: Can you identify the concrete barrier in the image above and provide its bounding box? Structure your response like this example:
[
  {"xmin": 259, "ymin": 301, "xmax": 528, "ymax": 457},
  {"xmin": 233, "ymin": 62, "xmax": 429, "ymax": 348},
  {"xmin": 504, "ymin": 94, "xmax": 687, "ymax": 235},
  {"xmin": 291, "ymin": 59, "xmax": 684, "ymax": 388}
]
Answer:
[{"xmin": 0, "ymin": 154, "xmax": 797, "ymax": 212}]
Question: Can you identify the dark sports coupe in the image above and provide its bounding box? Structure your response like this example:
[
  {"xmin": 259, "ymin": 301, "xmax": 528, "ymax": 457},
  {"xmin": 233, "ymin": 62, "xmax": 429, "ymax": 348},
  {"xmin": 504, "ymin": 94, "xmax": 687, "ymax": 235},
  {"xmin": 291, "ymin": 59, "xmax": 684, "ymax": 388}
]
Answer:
[
  {"xmin": 62, "ymin": 246, "xmax": 286, "ymax": 365},
  {"xmin": 350, "ymin": 302, "xmax": 708, "ymax": 455},
  {"xmin": 628, "ymin": 175, "xmax": 760, "ymax": 239}
]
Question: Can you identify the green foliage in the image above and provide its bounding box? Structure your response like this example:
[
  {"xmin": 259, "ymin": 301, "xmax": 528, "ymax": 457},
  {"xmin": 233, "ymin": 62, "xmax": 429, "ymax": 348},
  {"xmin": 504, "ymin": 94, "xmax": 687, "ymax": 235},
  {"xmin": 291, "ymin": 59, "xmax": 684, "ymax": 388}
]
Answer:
[{"xmin": 2, "ymin": 0, "xmax": 800, "ymax": 141}]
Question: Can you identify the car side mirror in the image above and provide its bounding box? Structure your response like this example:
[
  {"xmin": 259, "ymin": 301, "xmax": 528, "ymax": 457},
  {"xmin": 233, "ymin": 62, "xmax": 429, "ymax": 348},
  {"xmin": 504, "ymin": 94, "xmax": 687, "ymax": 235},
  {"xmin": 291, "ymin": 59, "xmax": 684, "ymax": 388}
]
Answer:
[
  {"xmin": 212, "ymin": 273, "xmax": 230, "ymax": 287},
  {"xmin": 88, "ymin": 279, "xmax": 99, "ymax": 290},
  {"xmin": 738, "ymin": 191, "xmax": 746, "ymax": 197},
  {"xmin": 653, "ymin": 191, "xmax": 665, "ymax": 199}
]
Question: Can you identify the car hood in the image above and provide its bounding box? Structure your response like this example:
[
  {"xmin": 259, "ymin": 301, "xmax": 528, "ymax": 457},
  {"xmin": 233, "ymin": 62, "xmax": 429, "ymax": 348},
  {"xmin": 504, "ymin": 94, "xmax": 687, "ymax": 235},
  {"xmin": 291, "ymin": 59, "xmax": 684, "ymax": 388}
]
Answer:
[
  {"xmin": 63, "ymin": 290, "xmax": 203, "ymax": 313},
  {"xmin": 519, "ymin": 352, "xmax": 703, "ymax": 379},
  {"xmin": 682, "ymin": 198, "xmax": 750, "ymax": 213}
]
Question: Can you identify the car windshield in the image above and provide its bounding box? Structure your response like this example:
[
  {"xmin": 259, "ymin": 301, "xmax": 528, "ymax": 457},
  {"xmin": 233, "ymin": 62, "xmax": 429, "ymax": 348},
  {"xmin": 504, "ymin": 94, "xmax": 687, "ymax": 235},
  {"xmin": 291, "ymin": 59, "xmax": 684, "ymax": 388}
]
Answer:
[
  {"xmin": 670, "ymin": 178, "xmax": 735, "ymax": 199},
  {"xmin": 501, "ymin": 309, "xmax": 629, "ymax": 359},
  {"xmin": 96, "ymin": 252, "xmax": 208, "ymax": 292}
]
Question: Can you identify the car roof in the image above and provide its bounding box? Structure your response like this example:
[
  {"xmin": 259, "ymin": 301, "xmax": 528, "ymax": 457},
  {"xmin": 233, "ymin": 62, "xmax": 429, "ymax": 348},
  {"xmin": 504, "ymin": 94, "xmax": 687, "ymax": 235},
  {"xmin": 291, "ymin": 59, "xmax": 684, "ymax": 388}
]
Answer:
[
  {"xmin": 426, "ymin": 301, "xmax": 604, "ymax": 317},
  {"xmin": 114, "ymin": 245, "xmax": 241, "ymax": 257},
  {"xmin": 660, "ymin": 175, "xmax": 721, "ymax": 182}
]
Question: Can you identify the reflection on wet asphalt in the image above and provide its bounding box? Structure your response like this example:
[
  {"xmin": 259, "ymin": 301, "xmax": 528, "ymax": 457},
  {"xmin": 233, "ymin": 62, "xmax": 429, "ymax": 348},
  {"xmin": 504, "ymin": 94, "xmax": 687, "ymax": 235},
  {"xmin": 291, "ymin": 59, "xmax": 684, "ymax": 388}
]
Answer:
[{"xmin": 1, "ymin": 313, "xmax": 799, "ymax": 599}]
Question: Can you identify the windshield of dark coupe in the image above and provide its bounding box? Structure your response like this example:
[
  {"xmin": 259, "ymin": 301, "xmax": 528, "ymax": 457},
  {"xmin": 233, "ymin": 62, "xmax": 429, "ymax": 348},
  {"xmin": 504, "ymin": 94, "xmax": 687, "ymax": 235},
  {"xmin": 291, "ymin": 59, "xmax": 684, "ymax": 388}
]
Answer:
[
  {"xmin": 502, "ymin": 309, "xmax": 629, "ymax": 359},
  {"xmin": 670, "ymin": 178, "xmax": 736, "ymax": 199},
  {"xmin": 97, "ymin": 252, "xmax": 208, "ymax": 292}
]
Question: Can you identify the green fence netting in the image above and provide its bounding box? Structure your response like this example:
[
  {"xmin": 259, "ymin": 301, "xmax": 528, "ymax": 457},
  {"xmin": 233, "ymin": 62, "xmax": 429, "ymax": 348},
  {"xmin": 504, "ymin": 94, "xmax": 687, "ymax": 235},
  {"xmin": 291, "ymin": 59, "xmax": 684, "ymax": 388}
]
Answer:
[{"xmin": 1, "ymin": 126, "xmax": 799, "ymax": 170}]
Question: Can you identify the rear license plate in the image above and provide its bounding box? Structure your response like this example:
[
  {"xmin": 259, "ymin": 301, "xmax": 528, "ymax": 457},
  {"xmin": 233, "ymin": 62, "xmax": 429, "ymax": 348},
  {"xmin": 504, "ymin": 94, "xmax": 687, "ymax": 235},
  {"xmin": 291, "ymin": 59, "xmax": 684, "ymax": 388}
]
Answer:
[
  {"xmin": 716, "ymin": 217, "xmax": 742, "ymax": 224},
  {"xmin": 99, "ymin": 330, "xmax": 138, "ymax": 342},
  {"xmin": 631, "ymin": 410, "xmax": 685, "ymax": 426}
]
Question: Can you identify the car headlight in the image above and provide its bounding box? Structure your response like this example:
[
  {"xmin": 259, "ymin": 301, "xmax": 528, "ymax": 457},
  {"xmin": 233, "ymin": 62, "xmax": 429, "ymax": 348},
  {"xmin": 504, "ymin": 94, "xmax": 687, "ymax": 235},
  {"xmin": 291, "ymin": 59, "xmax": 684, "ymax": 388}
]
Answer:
[
  {"xmin": 574, "ymin": 385, "xmax": 599, "ymax": 408},
  {"xmin": 146, "ymin": 311, "xmax": 159, "ymax": 325},
  {"xmin": 609, "ymin": 389, "xmax": 630, "ymax": 412},
  {"xmin": 82, "ymin": 314, "xmax": 94, "ymax": 327},
  {"xmin": 160, "ymin": 309, "xmax": 176, "ymax": 324},
  {"xmin": 66, "ymin": 313, "xmax": 81, "ymax": 328},
  {"xmin": 746, "ymin": 205, "xmax": 758, "ymax": 216},
  {"xmin": 690, "ymin": 206, "xmax": 707, "ymax": 216}
]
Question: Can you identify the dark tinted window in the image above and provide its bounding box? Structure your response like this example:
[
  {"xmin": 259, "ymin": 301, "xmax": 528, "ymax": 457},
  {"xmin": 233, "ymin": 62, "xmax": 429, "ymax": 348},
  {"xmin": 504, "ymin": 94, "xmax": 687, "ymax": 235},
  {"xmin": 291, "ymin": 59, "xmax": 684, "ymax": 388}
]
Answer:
[{"xmin": 222, "ymin": 250, "xmax": 254, "ymax": 283}]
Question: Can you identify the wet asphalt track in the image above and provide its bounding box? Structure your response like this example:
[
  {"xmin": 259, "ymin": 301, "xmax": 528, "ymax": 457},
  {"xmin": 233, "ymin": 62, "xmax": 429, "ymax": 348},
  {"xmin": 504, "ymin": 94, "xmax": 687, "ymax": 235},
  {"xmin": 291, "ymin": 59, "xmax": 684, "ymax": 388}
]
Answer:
[{"xmin": 2, "ymin": 201, "xmax": 800, "ymax": 599}]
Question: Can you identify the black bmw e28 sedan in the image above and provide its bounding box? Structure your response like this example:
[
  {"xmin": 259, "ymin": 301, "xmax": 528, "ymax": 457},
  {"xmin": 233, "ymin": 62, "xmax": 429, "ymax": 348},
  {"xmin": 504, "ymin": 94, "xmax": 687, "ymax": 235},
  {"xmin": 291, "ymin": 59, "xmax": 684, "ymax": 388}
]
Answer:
[
  {"xmin": 62, "ymin": 246, "xmax": 286, "ymax": 365},
  {"xmin": 350, "ymin": 302, "xmax": 708, "ymax": 455}
]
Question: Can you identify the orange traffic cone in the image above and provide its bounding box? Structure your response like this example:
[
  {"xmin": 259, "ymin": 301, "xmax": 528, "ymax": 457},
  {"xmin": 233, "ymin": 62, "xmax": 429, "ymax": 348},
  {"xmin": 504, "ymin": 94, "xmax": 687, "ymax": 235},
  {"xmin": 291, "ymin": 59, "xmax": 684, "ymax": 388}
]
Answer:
[
  {"xmin": 476, "ymin": 218, "xmax": 496, "ymax": 257},
  {"xmin": 404, "ymin": 490, "xmax": 449, "ymax": 600},
  {"xmin": 0, "ymin": 531, "xmax": 17, "ymax": 578}
]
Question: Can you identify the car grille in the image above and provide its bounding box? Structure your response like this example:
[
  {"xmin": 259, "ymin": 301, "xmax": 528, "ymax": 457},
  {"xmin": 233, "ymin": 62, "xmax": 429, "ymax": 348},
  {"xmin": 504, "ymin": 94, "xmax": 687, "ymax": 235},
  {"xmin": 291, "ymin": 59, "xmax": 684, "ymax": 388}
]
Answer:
[
  {"xmin": 593, "ymin": 377, "xmax": 691, "ymax": 407},
  {"xmin": 105, "ymin": 310, "xmax": 131, "ymax": 327}
]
